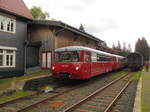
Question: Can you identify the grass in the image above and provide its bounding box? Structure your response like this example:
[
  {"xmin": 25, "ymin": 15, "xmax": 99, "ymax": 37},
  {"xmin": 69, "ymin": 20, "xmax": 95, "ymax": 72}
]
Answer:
[
  {"xmin": 111, "ymin": 69, "xmax": 129, "ymax": 80},
  {"xmin": 0, "ymin": 71, "xmax": 50, "ymax": 104},
  {"xmin": 0, "ymin": 71, "xmax": 50, "ymax": 91},
  {"xmin": 0, "ymin": 79, "xmax": 13, "ymax": 91},
  {"xmin": 16, "ymin": 71, "xmax": 50, "ymax": 80},
  {"xmin": 141, "ymin": 97, "xmax": 148, "ymax": 112},
  {"xmin": 131, "ymin": 70, "xmax": 142, "ymax": 81},
  {"xmin": 0, "ymin": 91, "xmax": 33, "ymax": 104},
  {"xmin": 141, "ymin": 68, "xmax": 150, "ymax": 112}
]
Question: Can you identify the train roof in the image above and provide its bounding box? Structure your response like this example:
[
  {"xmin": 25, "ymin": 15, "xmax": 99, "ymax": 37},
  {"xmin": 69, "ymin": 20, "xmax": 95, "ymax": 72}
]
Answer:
[
  {"xmin": 55, "ymin": 46, "xmax": 125, "ymax": 59},
  {"xmin": 127, "ymin": 52, "xmax": 142, "ymax": 57}
]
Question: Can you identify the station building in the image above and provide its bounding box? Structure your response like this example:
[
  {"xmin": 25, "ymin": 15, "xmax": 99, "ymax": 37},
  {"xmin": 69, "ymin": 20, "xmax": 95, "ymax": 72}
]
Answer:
[
  {"xmin": 0, "ymin": 0, "xmax": 32, "ymax": 77},
  {"xmin": 27, "ymin": 20, "xmax": 105, "ymax": 70},
  {"xmin": 0, "ymin": 0, "xmax": 105, "ymax": 77}
]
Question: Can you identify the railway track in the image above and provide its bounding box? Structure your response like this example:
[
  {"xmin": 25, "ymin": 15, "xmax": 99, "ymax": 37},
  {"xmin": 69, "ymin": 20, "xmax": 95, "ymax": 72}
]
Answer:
[
  {"xmin": 0, "ymin": 79, "xmax": 73, "ymax": 112},
  {"xmin": 0, "ymin": 92, "xmax": 38, "ymax": 108},
  {"xmin": 0, "ymin": 75, "xmax": 102, "ymax": 112},
  {"xmin": 63, "ymin": 72, "xmax": 135, "ymax": 112},
  {"xmin": 0, "ymin": 71, "xmax": 132, "ymax": 112},
  {"xmin": 24, "ymin": 72, "xmax": 133, "ymax": 112}
]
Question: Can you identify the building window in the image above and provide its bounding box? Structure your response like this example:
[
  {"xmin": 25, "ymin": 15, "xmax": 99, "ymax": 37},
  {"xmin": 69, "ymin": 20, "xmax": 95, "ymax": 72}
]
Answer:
[
  {"xmin": 0, "ymin": 48, "xmax": 16, "ymax": 68},
  {"xmin": 1, "ymin": 22, "xmax": 4, "ymax": 30},
  {"xmin": 7, "ymin": 21, "xmax": 10, "ymax": 31},
  {"xmin": 0, "ymin": 15, "xmax": 16, "ymax": 33},
  {"xmin": 11, "ymin": 20, "xmax": 14, "ymax": 32},
  {"xmin": 0, "ymin": 55, "xmax": 3, "ymax": 66}
]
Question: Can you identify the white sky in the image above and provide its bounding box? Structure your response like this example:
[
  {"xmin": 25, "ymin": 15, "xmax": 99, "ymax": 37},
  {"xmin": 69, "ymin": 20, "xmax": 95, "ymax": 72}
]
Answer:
[{"xmin": 23, "ymin": 0, "xmax": 150, "ymax": 51}]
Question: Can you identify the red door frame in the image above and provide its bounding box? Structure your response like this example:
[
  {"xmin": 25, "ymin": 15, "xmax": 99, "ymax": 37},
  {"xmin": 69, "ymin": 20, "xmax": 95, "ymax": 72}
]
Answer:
[{"xmin": 41, "ymin": 51, "xmax": 51, "ymax": 69}]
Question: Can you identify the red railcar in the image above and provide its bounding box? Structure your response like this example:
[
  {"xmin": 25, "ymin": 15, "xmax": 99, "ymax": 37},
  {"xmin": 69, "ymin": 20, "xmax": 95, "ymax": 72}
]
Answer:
[{"xmin": 51, "ymin": 46, "xmax": 126, "ymax": 79}]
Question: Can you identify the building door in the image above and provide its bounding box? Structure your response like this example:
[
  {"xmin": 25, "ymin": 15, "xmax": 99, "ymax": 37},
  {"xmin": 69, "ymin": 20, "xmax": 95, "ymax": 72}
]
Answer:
[{"xmin": 42, "ymin": 52, "xmax": 51, "ymax": 69}]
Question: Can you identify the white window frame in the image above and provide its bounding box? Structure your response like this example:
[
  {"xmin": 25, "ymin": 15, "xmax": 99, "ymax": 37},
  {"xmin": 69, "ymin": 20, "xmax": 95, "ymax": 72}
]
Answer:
[
  {"xmin": 0, "ymin": 46, "xmax": 17, "ymax": 68},
  {"xmin": 0, "ymin": 52, "xmax": 4, "ymax": 67},
  {"xmin": 0, "ymin": 15, "xmax": 16, "ymax": 33},
  {"xmin": 91, "ymin": 52, "xmax": 97, "ymax": 62}
]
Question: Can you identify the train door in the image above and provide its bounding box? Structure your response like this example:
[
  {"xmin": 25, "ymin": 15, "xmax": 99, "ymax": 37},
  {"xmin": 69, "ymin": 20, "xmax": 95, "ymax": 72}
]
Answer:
[
  {"xmin": 83, "ymin": 51, "xmax": 91, "ymax": 78},
  {"xmin": 42, "ymin": 52, "xmax": 51, "ymax": 69},
  {"xmin": 111, "ymin": 56, "xmax": 116, "ymax": 70},
  {"xmin": 91, "ymin": 52, "xmax": 98, "ymax": 76}
]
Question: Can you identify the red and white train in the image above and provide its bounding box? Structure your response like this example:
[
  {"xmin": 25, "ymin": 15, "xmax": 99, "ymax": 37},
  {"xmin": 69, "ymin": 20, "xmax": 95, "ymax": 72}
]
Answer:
[{"xmin": 51, "ymin": 46, "xmax": 126, "ymax": 79}]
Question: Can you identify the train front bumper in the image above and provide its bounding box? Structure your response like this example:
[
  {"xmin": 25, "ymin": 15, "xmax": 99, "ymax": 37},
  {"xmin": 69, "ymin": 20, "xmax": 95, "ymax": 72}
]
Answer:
[{"xmin": 53, "ymin": 72, "xmax": 81, "ymax": 79}]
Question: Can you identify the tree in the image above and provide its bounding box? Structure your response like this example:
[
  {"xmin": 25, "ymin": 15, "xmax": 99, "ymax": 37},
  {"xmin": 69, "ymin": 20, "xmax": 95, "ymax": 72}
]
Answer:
[
  {"xmin": 79, "ymin": 24, "xmax": 85, "ymax": 32},
  {"xmin": 30, "ymin": 6, "xmax": 49, "ymax": 19},
  {"xmin": 135, "ymin": 37, "xmax": 149, "ymax": 61},
  {"xmin": 116, "ymin": 41, "xmax": 121, "ymax": 51},
  {"xmin": 112, "ymin": 42, "xmax": 115, "ymax": 49},
  {"xmin": 121, "ymin": 42, "xmax": 130, "ymax": 56},
  {"xmin": 112, "ymin": 41, "xmax": 130, "ymax": 56},
  {"xmin": 123, "ymin": 42, "xmax": 126, "ymax": 51},
  {"xmin": 127, "ymin": 43, "xmax": 132, "ymax": 53}
]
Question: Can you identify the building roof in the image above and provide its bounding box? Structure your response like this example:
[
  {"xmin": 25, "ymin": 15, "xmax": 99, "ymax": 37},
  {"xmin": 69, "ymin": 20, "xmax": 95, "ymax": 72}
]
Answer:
[
  {"xmin": 0, "ymin": 0, "xmax": 32, "ymax": 19},
  {"xmin": 30, "ymin": 20, "xmax": 104, "ymax": 43}
]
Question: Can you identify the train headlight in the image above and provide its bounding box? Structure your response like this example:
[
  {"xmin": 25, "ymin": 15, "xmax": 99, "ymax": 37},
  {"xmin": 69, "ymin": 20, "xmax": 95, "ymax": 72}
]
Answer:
[
  {"xmin": 75, "ymin": 66, "xmax": 79, "ymax": 70},
  {"xmin": 52, "ymin": 66, "xmax": 55, "ymax": 70}
]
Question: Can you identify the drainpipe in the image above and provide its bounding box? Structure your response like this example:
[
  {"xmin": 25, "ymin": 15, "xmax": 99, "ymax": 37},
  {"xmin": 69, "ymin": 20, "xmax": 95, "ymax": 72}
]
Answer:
[
  {"xmin": 24, "ymin": 24, "xmax": 30, "ymax": 75},
  {"xmin": 24, "ymin": 40, "xmax": 29, "ymax": 75}
]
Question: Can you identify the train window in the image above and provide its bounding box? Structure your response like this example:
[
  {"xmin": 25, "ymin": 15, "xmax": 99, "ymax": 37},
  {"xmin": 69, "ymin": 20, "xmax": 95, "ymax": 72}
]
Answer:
[
  {"xmin": 97, "ymin": 54, "xmax": 111, "ymax": 62},
  {"xmin": 55, "ymin": 51, "xmax": 79, "ymax": 62},
  {"xmin": 97, "ymin": 54, "xmax": 101, "ymax": 61},
  {"xmin": 84, "ymin": 52, "xmax": 90, "ymax": 62},
  {"xmin": 119, "ymin": 58, "xmax": 126, "ymax": 62},
  {"xmin": 116, "ymin": 57, "xmax": 119, "ymax": 62},
  {"xmin": 118, "ymin": 58, "xmax": 125, "ymax": 62},
  {"xmin": 91, "ymin": 53, "xmax": 97, "ymax": 62}
]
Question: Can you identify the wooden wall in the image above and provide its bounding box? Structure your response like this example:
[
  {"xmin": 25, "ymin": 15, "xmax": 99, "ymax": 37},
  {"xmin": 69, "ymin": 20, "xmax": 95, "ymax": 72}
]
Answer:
[
  {"xmin": 55, "ymin": 30, "xmax": 97, "ymax": 49},
  {"xmin": 30, "ymin": 25, "xmax": 98, "ymax": 50}
]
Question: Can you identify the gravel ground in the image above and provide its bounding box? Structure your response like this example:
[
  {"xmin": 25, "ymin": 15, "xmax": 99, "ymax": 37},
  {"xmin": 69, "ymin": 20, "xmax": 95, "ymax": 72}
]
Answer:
[
  {"xmin": 26, "ymin": 71, "xmax": 128, "ymax": 112},
  {"xmin": 0, "ymin": 70, "xmax": 129, "ymax": 112},
  {"xmin": 110, "ymin": 81, "xmax": 138, "ymax": 112}
]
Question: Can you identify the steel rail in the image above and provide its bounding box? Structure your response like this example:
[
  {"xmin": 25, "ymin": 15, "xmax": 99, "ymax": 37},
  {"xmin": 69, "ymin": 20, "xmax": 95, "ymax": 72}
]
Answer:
[
  {"xmin": 0, "ymin": 92, "xmax": 38, "ymax": 107},
  {"xmin": 63, "ymin": 72, "xmax": 131, "ymax": 112},
  {"xmin": 16, "ymin": 88, "xmax": 75, "ymax": 112},
  {"xmin": 104, "ymin": 79, "xmax": 132, "ymax": 112},
  {"xmin": 0, "ymin": 78, "xmax": 65, "ymax": 108},
  {"xmin": 16, "ymin": 72, "xmax": 124, "ymax": 112},
  {"xmin": 16, "ymin": 81, "xmax": 92, "ymax": 112},
  {"xmin": 3, "ymin": 72, "xmax": 130, "ymax": 112}
]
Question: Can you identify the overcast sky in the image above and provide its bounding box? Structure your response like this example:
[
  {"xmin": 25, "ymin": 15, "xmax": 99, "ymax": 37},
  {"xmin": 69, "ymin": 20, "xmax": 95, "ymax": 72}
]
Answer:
[{"xmin": 23, "ymin": 0, "xmax": 150, "ymax": 51}]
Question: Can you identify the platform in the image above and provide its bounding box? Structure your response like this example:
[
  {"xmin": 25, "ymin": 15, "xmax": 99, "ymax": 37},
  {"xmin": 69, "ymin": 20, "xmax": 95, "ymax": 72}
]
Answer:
[{"xmin": 133, "ymin": 68, "xmax": 150, "ymax": 112}]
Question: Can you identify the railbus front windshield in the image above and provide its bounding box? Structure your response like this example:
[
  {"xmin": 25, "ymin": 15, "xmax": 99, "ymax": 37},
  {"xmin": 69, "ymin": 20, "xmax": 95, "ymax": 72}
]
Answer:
[{"xmin": 55, "ymin": 51, "xmax": 80, "ymax": 62}]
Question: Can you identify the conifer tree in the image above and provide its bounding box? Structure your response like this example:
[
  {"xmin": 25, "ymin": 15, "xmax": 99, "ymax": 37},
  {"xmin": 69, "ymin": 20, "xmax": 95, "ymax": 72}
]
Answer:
[
  {"xmin": 135, "ymin": 37, "xmax": 149, "ymax": 61},
  {"xmin": 79, "ymin": 24, "xmax": 85, "ymax": 32}
]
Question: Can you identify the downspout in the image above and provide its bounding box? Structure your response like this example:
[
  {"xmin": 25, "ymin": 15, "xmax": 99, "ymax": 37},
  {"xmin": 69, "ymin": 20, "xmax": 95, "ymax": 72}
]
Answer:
[
  {"xmin": 24, "ymin": 23, "xmax": 30, "ymax": 75},
  {"xmin": 24, "ymin": 40, "xmax": 29, "ymax": 75}
]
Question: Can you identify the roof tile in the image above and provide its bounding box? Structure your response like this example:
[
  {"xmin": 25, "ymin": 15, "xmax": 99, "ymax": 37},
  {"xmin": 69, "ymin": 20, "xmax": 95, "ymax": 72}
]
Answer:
[{"xmin": 0, "ymin": 0, "xmax": 32, "ymax": 19}]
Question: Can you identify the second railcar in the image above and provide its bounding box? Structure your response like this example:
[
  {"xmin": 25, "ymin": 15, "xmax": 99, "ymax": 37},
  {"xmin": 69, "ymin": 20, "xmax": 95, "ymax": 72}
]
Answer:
[{"xmin": 127, "ymin": 52, "xmax": 143, "ymax": 71}]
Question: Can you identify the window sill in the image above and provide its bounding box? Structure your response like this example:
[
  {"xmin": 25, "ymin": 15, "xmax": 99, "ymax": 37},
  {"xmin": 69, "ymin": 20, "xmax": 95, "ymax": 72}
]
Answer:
[{"xmin": 0, "ymin": 66, "xmax": 16, "ymax": 68}]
